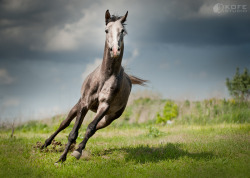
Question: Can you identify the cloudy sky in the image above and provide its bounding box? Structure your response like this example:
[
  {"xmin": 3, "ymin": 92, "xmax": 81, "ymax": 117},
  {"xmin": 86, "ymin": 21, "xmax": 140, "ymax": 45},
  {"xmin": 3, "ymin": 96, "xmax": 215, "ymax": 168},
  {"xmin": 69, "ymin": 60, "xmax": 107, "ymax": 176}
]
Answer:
[{"xmin": 0, "ymin": 0, "xmax": 249, "ymax": 122}]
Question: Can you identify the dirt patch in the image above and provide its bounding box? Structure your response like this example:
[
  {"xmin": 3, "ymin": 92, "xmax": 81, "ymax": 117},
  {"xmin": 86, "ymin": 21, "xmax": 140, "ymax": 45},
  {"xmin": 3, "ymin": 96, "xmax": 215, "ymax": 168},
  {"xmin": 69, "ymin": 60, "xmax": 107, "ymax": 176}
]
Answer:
[{"xmin": 33, "ymin": 140, "xmax": 76, "ymax": 153}]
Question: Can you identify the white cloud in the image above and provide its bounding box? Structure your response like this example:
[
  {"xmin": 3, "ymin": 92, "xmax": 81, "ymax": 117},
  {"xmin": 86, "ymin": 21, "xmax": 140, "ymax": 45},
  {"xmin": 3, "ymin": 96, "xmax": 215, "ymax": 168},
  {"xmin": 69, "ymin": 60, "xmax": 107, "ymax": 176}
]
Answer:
[
  {"xmin": 3, "ymin": 98, "xmax": 20, "ymax": 107},
  {"xmin": 2, "ymin": 1, "xmax": 146, "ymax": 52},
  {"xmin": 45, "ymin": 27, "xmax": 79, "ymax": 51},
  {"xmin": 81, "ymin": 58, "xmax": 102, "ymax": 81},
  {"xmin": 0, "ymin": 69, "xmax": 14, "ymax": 85},
  {"xmin": 44, "ymin": 5, "xmax": 104, "ymax": 51}
]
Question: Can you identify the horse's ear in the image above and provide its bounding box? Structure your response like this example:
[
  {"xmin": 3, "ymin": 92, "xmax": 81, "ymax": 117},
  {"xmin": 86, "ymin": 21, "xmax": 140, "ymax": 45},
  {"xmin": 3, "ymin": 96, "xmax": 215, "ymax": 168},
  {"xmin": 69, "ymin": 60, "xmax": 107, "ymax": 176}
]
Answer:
[
  {"xmin": 120, "ymin": 11, "xmax": 128, "ymax": 24},
  {"xmin": 105, "ymin": 10, "xmax": 111, "ymax": 25}
]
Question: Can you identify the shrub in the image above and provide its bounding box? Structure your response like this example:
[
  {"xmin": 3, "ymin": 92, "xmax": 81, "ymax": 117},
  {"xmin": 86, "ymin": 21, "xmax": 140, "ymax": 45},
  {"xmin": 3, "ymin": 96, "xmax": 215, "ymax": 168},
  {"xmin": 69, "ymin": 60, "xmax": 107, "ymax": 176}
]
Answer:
[
  {"xmin": 226, "ymin": 67, "xmax": 250, "ymax": 101},
  {"xmin": 156, "ymin": 100, "xmax": 178, "ymax": 124}
]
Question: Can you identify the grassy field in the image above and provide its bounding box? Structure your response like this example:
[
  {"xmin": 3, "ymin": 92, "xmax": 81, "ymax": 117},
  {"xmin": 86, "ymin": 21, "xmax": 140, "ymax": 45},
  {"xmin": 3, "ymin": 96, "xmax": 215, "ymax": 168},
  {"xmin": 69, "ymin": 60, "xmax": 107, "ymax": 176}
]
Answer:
[
  {"xmin": 0, "ymin": 123, "xmax": 249, "ymax": 178},
  {"xmin": 0, "ymin": 98, "xmax": 249, "ymax": 177}
]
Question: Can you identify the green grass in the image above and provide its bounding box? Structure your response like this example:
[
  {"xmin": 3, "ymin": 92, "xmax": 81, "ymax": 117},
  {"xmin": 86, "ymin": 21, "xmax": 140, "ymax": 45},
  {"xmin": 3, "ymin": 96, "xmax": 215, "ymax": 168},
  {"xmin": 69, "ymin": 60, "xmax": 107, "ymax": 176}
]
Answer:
[{"xmin": 0, "ymin": 123, "xmax": 249, "ymax": 178}]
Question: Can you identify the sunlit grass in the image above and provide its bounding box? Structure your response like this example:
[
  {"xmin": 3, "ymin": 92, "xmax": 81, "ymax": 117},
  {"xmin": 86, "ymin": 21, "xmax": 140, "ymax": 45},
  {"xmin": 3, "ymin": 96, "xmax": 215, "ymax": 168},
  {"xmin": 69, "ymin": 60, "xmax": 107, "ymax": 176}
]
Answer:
[
  {"xmin": 0, "ymin": 123, "xmax": 249, "ymax": 178},
  {"xmin": 0, "ymin": 98, "xmax": 249, "ymax": 177}
]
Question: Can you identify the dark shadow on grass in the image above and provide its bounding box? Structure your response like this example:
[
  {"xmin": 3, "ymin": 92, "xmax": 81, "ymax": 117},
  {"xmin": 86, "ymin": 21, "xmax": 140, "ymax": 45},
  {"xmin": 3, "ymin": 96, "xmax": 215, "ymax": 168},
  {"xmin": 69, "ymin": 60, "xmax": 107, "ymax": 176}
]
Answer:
[{"xmin": 97, "ymin": 143, "xmax": 215, "ymax": 163}]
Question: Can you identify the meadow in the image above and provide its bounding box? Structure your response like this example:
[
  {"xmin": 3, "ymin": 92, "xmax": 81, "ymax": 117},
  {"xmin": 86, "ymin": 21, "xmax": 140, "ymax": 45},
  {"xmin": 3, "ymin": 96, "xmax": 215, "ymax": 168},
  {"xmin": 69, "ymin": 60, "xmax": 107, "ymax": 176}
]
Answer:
[{"xmin": 0, "ymin": 97, "xmax": 249, "ymax": 177}]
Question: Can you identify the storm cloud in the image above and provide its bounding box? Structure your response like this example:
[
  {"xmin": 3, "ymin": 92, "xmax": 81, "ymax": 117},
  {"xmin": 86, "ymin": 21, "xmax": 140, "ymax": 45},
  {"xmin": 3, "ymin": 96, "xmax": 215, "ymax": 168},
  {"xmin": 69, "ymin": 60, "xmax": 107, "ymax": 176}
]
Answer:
[
  {"xmin": 0, "ymin": 0, "xmax": 249, "ymax": 121},
  {"xmin": 1, "ymin": 0, "xmax": 249, "ymax": 59}
]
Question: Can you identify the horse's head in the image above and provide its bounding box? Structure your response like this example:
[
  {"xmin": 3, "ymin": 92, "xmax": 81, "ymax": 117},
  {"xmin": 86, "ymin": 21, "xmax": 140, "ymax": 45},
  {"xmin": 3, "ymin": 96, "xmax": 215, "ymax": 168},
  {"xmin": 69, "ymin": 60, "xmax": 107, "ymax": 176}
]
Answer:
[{"xmin": 105, "ymin": 10, "xmax": 128, "ymax": 58}]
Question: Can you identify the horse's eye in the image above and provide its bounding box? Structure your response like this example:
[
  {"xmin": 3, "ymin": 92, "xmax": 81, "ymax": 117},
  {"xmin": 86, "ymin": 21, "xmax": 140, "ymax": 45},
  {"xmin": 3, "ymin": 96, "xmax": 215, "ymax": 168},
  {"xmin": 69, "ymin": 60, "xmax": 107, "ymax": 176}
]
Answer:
[
  {"xmin": 105, "ymin": 29, "xmax": 108, "ymax": 33},
  {"xmin": 121, "ymin": 29, "xmax": 124, "ymax": 33}
]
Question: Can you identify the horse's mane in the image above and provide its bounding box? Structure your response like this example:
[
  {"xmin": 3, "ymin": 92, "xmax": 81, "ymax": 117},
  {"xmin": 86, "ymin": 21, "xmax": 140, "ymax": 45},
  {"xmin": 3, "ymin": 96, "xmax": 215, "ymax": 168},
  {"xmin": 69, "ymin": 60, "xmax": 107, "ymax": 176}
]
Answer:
[{"xmin": 106, "ymin": 15, "xmax": 123, "ymax": 24}]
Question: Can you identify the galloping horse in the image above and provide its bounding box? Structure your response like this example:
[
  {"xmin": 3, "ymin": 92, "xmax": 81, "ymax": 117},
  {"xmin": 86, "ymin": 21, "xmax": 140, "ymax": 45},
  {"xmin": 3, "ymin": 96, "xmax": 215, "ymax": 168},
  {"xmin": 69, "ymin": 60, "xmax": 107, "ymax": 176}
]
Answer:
[{"xmin": 41, "ymin": 10, "xmax": 147, "ymax": 163}]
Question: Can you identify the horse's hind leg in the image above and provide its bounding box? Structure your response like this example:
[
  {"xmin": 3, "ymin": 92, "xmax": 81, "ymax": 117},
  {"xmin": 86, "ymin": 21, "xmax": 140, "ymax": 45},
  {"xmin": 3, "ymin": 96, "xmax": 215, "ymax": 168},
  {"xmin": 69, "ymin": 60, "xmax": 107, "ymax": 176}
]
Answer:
[
  {"xmin": 41, "ymin": 99, "xmax": 80, "ymax": 149},
  {"xmin": 96, "ymin": 106, "xmax": 125, "ymax": 130}
]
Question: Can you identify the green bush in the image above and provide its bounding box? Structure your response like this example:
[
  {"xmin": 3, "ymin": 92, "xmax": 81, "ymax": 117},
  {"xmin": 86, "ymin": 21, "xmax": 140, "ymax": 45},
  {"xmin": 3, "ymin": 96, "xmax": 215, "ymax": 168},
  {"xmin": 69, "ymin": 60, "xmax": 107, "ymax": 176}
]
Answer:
[{"xmin": 156, "ymin": 100, "xmax": 178, "ymax": 124}]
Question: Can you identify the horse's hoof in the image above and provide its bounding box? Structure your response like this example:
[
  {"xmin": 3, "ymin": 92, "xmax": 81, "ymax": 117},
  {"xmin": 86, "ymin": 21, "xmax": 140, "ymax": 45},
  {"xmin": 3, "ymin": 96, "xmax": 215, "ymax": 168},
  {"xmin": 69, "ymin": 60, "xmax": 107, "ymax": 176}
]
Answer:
[
  {"xmin": 56, "ymin": 155, "xmax": 67, "ymax": 163},
  {"xmin": 40, "ymin": 144, "xmax": 46, "ymax": 150},
  {"xmin": 71, "ymin": 151, "xmax": 81, "ymax": 160},
  {"xmin": 55, "ymin": 159, "xmax": 62, "ymax": 163}
]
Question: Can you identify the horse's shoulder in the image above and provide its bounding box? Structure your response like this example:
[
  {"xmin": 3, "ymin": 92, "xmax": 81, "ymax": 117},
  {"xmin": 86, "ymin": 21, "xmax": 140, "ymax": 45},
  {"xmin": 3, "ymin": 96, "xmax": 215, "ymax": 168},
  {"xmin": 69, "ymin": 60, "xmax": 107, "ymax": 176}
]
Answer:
[{"xmin": 81, "ymin": 66, "xmax": 101, "ymax": 95}]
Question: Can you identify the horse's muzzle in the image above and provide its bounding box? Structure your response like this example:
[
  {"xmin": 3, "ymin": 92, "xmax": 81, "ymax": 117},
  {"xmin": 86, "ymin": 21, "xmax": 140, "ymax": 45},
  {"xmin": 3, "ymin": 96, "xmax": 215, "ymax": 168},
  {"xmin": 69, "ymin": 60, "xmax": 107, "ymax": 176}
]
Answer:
[{"xmin": 110, "ymin": 50, "xmax": 120, "ymax": 58}]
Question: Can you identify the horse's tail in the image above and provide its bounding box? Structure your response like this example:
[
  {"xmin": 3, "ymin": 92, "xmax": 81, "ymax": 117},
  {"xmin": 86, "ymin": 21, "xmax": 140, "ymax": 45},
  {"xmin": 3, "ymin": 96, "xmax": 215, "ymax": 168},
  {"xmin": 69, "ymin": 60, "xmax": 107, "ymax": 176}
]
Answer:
[{"xmin": 128, "ymin": 75, "xmax": 148, "ymax": 86}]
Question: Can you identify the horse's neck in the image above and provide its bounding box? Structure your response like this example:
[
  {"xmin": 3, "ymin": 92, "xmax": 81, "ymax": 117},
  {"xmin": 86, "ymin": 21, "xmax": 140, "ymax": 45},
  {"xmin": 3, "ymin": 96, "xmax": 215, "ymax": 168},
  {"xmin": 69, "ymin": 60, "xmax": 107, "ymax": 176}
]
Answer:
[{"xmin": 101, "ymin": 41, "xmax": 123, "ymax": 77}]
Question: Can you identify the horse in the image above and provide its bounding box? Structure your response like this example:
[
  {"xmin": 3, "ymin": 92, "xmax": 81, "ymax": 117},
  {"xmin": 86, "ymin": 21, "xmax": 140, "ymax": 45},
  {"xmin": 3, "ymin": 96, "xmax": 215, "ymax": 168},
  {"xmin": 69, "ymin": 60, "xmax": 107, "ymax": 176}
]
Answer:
[{"xmin": 41, "ymin": 10, "xmax": 147, "ymax": 163}]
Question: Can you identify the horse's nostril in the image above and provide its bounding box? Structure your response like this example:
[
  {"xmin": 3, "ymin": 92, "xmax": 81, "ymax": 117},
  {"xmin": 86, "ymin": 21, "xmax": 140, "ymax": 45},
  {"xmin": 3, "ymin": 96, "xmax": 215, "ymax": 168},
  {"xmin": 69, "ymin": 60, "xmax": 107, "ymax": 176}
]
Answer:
[
  {"xmin": 118, "ymin": 47, "xmax": 120, "ymax": 51},
  {"xmin": 110, "ymin": 48, "xmax": 112, "ymax": 51}
]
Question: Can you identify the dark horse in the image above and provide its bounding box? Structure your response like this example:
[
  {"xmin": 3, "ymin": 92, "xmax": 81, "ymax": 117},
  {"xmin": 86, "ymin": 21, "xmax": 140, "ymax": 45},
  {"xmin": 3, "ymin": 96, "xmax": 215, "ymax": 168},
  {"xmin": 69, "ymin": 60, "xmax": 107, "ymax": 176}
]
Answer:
[{"xmin": 41, "ymin": 10, "xmax": 147, "ymax": 163}]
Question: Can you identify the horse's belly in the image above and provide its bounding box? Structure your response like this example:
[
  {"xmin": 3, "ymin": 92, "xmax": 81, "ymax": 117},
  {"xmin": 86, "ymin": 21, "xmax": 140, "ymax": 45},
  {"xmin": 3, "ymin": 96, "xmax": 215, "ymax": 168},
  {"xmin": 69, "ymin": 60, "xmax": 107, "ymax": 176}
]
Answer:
[{"xmin": 89, "ymin": 103, "xmax": 98, "ymax": 113}]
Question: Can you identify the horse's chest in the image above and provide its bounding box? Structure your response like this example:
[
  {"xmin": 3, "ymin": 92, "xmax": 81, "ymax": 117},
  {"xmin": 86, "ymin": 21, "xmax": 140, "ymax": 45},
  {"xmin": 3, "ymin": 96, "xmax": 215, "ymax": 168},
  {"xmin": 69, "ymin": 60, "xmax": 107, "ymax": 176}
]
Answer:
[{"xmin": 99, "ymin": 76, "xmax": 119, "ymax": 102}]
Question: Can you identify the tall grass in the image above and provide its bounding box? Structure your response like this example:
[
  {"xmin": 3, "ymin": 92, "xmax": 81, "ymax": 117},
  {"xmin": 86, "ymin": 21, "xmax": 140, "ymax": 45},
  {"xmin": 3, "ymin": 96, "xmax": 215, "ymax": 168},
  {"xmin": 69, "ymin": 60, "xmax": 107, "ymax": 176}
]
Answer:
[
  {"xmin": 3, "ymin": 97, "xmax": 249, "ymax": 134},
  {"xmin": 116, "ymin": 97, "xmax": 250, "ymax": 126},
  {"xmin": 176, "ymin": 99, "xmax": 250, "ymax": 124}
]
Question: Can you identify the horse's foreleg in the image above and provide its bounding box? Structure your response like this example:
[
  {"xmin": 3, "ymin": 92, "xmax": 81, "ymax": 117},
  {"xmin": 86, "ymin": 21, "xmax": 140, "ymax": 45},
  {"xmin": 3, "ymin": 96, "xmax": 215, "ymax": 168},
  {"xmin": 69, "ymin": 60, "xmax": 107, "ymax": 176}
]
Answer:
[
  {"xmin": 71, "ymin": 102, "xmax": 109, "ymax": 159},
  {"xmin": 56, "ymin": 105, "xmax": 88, "ymax": 163},
  {"xmin": 41, "ymin": 99, "xmax": 80, "ymax": 149}
]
